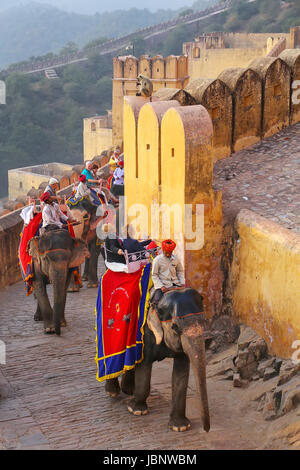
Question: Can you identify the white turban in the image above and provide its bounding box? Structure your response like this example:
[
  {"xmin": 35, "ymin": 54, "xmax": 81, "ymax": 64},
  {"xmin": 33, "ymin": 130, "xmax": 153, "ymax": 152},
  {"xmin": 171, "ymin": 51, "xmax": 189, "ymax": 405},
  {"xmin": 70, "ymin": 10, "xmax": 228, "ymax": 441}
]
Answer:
[{"xmin": 49, "ymin": 178, "xmax": 59, "ymax": 185}]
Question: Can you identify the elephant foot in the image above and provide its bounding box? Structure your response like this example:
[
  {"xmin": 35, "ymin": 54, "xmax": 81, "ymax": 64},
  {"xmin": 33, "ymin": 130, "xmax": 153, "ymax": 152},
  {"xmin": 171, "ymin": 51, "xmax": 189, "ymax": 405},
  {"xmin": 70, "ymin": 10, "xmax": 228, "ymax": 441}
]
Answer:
[
  {"xmin": 87, "ymin": 282, "xmax": 98, "ymax": 289},
  {"xmin": 127, "ymin": 399, "xmax": 148, "ymax": 416},
  {"xmin": 60, "ymin": 319, "xmax": 67, "ymax": 327},
  {"xmin": 67, "ymin": 286, "xmax": 80, "ymax": 293},
  {"xmin": 168, "ymin": 416, "xmax": 191, "ymax": 432},
  {"xmin": 44, "ymin": 327, "xmax": 56, "ymax": 334},
  {"xmin": 34, "ymin": 313, "xmax": 43, "ymax": 322},
  {"xmin": 81, "ymin": 275, "xmax": 88, "ymax": 281},
  {"xmin": 105, "ymin": 378, "xmax": 120, "ymax": 398}
]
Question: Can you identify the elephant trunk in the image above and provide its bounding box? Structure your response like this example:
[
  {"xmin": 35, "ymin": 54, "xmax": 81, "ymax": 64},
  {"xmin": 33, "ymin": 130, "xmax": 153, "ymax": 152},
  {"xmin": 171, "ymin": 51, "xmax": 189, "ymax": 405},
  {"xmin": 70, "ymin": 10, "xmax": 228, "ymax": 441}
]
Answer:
[
  {"xmin": 51, "ymin": 267, "xmax": 68, "ymax": 336},
  {"xmin": 181, "ymin": 324, "xmax": 210, "ymax": 432}
]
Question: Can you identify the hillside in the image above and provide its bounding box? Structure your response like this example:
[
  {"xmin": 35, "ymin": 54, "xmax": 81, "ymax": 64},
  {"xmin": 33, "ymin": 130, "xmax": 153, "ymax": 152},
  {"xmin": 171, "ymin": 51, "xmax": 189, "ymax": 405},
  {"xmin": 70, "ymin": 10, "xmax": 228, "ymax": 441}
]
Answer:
[
  {"xmin": 0, "ymin": 1, "xmax": 215, "ymax": 69},
  {"xmin": 0, "ymin": 0, "xmax": 212, "ymax": 14},
  {"xmin": 0, "ymin": 3, "xmax": 177, "ymax": 68},
  {"xmin": 0, "ymin": 0, "xmax": 300, "ymax": 199}
]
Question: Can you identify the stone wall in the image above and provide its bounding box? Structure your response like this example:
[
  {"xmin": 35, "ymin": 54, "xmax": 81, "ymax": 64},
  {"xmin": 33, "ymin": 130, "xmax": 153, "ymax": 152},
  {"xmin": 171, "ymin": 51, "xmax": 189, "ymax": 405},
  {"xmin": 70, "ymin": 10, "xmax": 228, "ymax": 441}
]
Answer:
[
  {"xmin": 112, "ymin": 54, "xmax": 189, "ymax": 147},
  {"xmin": 83, "ymin": 115, "xmax": 113, "ymax": 162},
  {"xmin": 184, "ymin": 31, "xmax": 291, "ymax": 80},
  {"xmin": 154, "ymin": 49, "xmax": 300, "ymax": 160},
  {"xmin": 0, "ymin": 209, "xmax": 23, "ymax": 289},
  {"xmin": 8, "ymin": 163, "xmax": 73, "ymax": 201},
  {"xmin": 185, "ymin": 78, "xmax": 233, "ymax": 160},
  {"xmin": 229, "ymin": 210, "xmax": 300, "ymax": 359}
]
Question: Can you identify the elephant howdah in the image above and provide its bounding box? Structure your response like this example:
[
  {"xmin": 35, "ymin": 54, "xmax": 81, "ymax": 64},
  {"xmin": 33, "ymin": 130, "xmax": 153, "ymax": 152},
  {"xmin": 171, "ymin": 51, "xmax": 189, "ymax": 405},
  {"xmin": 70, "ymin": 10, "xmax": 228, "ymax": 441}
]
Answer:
[
  {"xmin": 27, "ymin": 229, "xmax": 89, "ymax": 335},
  {"xmin": 98, "ymin": 277, "xmax": 210, "ymax": 433}
]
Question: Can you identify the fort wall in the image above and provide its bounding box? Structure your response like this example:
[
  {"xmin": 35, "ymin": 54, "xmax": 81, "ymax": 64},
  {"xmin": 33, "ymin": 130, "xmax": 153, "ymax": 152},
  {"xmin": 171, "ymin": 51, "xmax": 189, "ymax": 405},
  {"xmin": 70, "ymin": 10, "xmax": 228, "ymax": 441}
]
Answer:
[
  {"xmin": 154, "ymin": 49, "xmax": 300, "ymax": 160},
  {"xmin": 8, "ymin": 163, "xmax": 73, "ymax": 201},
  {"xmin": 83, "ymin": 114, "xmax": 112, "ymax": 162},
  {"xmin": 112, "ymin": 55, "xmax": 189, "ymax": 147},
  {"xmin": 230, "ymin": 210, "xmax": 300, "ymax": 358},
  {"xmin": 0, "ymin": 209, "xmax": 24, "ymax": 289},
  {"xmin": 184, "ymin": 31, "xmax": 291, "ymax": 81},
  {"xmin": 124, "ymin": 98, "xmax": 223, "ymax": 318}
]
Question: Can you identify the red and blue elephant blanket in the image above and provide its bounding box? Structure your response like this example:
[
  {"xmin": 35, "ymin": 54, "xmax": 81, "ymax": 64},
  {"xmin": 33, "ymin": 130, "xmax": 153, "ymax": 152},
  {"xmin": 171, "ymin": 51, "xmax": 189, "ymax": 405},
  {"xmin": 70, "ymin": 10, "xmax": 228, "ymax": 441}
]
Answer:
[{"xmin": 95, "ymin": 264, "xmax": 152, "ymax": 382}]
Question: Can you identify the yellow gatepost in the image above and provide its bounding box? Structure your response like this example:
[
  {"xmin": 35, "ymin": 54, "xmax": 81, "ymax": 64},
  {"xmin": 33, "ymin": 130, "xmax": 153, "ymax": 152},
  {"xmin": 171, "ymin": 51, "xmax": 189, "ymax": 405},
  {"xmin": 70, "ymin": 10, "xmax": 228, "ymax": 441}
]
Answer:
[
  {"xmin": 123, "ymin": 96, "xmax": 150, "ymax": 217},
  {"xmin": 136, "ymin": 100, "xmax": 180, "ymax": 235},
  {"xmin": 160, "ymin": 105, "xmax": 223, "ymax": 319}
]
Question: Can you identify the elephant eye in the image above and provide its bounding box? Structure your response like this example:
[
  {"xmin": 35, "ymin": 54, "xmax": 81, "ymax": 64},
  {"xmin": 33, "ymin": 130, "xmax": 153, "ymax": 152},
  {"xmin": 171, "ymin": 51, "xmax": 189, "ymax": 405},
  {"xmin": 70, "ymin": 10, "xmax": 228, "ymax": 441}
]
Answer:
[{"xmin": 171, "ymin": 323, "xmax": 180, "ymax": 334}]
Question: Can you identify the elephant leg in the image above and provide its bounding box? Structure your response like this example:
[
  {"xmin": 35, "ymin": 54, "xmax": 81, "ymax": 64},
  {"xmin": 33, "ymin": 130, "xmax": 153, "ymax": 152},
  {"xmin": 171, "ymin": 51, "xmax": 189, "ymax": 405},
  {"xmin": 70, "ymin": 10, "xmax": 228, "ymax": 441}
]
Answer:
[
  {"xmin": 82, "ymin": 257, "xmax": 89, "ymax": 281},
  {"xmin": 34, "ymin": 279, "xmax": 55, "ymax": 334},
  {"xmin": 67, "ymin": 268, "xmax": 80, "ymax": 293},
  {"xmin": 127, "ymin": 362, "xmax": 152, "ymax": 416},
  {"xmin": 121, "ymin": 369, "xmax": 135, "ymax": 396},
  {"xmin": 87, "ymin": 240, "xmax": 99, "ymax": 288},
  {"xmin": 33, "ymin": 293, "xmax": 43, "ymax": 322},
  {"xmin": 61, "ymin": 271, "xmax": 72, "ymax": 327},
  {"xmin": 105, "ymin": 378, "xmax": 120, "ymax": 398},
  {"xmin": 169, "ymin": 355, "xmax": 191, "ymax": 432}
]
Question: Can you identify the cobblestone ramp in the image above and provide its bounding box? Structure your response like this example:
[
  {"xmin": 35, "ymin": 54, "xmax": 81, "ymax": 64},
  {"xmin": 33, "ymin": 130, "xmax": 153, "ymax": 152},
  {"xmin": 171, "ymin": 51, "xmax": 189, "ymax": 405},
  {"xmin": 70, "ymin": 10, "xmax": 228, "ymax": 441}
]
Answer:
[
  {"xmin": 213, "ymin": 122, "xmax": 300, "ymax": 233},
  {"xmin": 0, "ymin": 262, "xmax": 273, "ymax": 450}
]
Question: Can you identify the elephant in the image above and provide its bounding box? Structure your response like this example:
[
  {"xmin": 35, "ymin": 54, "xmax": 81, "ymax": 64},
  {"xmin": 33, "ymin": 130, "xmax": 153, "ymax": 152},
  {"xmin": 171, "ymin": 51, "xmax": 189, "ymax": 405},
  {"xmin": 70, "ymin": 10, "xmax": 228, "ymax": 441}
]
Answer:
[
  {"xmin": 28, "ymin": 228, "xmax": 90, "ymax": 335},
  {"xmin": 67, "ymin": 197, "xmax": 107, "ymax": 290},
  {"xmin": 104, "ymin": 287, "xmax": 210, "ymax": 433}
]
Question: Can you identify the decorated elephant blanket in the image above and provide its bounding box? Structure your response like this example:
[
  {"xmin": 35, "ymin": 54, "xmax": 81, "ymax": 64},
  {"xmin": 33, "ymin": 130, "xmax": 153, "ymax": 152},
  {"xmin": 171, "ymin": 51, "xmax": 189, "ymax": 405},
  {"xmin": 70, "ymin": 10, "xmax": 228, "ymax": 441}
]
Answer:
[
  {"xmin": 19, "ymin": 213, "xmax": 76, "ymax": 296},
  {"xmin": 67, "ymin": 188, "xmax": 105, "ymax": 208},
  {"xmin": 19, "ymin": 212, "xmax": 43, "ymax": 296},
  {"xmin": 95, "ymin": 263, "xmax": 152, "ymax": 382}
]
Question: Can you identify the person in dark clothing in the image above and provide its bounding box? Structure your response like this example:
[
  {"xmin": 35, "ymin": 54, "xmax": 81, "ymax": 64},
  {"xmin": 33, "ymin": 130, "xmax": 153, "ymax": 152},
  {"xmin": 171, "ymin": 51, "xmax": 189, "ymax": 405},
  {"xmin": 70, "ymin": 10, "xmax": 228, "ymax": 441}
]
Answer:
[
  {"xmin": 121, "ymin": 224, "xmax": 151, "ymax": 255},
  {"xmin": 103, "ymin": 223, "xmax": 126, "ymax": 264},
  {"xmin": 122, "ymin": 237, "xmax": 151, "ymax": 254}
]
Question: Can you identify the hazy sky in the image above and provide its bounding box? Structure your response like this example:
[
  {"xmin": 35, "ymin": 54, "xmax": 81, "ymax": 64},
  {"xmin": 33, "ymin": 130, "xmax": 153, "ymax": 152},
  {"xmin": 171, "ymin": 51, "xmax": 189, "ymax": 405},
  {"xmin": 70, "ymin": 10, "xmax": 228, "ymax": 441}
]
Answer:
[{"xmin": 0, "ymin": 0, "xmax": 201, "ymax": 14}]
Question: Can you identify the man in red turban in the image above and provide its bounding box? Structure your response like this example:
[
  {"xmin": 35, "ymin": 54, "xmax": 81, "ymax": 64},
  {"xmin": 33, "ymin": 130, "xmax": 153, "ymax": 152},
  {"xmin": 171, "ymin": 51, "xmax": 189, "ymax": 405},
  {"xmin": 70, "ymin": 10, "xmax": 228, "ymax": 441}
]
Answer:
[
  {"xmin": 41, "ymin": 191, "xmax": 76, "ymax": 232},
  {"xmin": 151, "ymin": 239, "xmax": 185, "ymax": 308}
]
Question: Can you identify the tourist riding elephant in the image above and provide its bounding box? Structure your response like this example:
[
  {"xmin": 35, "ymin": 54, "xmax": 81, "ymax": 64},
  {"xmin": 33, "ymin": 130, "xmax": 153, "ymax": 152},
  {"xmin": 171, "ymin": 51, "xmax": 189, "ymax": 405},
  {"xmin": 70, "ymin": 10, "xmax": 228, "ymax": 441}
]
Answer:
[
  {"xmin": 105, "ymin": 288, "xmax": 210, "ymax": 433},
  {"xmin": 67, "ymin": 198, "xmax": 108, "ymax": 289},
  {"xmin": 28, "ymin": 229, "xmax": 89, "ymax": 335}
]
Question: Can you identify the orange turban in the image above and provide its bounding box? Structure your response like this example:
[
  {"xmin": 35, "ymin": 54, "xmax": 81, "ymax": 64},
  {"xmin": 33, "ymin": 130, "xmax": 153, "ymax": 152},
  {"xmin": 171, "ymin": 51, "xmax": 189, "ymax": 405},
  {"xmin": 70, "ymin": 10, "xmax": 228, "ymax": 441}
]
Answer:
[{"xmin": 161, "ymin": 239, "xmax": 176, "ymax": 253}]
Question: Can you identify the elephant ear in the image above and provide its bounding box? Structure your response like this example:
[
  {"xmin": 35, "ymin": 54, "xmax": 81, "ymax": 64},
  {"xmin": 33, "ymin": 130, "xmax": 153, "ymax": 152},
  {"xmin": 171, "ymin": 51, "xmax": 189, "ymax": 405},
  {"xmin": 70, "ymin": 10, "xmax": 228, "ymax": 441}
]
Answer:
[
  {"xmin": 147, "ymin": 307, "xmax": 163, "ymax": 345},
  {"xmin": 69, "ymin": 239, "xmax": 88, "ymax": 268},
  {"xmin": 27, "ymin": 237, "xmax": 39, "ymax": 258}
]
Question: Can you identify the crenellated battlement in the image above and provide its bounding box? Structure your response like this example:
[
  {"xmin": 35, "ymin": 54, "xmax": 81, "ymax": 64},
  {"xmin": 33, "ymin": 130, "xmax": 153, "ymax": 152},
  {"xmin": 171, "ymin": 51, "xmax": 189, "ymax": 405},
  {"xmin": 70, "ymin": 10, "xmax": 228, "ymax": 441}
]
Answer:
[{"xmin": 112, "ymin": 54, "xmax": 189, "ymax": 147}]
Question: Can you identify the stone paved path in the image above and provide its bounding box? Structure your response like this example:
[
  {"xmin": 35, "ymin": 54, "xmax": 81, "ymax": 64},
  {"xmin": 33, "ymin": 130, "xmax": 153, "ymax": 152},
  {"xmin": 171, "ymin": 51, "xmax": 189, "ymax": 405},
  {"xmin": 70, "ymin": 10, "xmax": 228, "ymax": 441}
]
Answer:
[
  {"xmin": 213, "ymin": 122, "xmax": 300, "ymax": 233},
  {"xmin": 2, "ymin": 122, "xmax": 300, "ymax": 449},
  {"xmin": 0, "ymin": 259, "xmax": 285, "ymax": 451}
]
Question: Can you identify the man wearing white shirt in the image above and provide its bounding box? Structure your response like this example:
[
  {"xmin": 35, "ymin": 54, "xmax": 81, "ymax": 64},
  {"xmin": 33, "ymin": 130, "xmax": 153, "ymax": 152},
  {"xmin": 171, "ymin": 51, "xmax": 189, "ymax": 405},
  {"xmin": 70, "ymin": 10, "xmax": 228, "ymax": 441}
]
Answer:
[
  {"xmin": 111, "ymin": 160, "xmax": 124, "ymax": 196},
  {"xmin": 40, "ymin": 192, "xmax": 75, "ymax": 232}
]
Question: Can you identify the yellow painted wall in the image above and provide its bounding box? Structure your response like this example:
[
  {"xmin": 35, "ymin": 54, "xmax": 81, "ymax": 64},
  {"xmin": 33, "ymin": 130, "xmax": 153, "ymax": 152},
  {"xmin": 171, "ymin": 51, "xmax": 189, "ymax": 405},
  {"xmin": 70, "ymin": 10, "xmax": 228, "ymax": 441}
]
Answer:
[
  {"xmin": 8, "ymin": 171, "xmax": 49, "ymax": 200},
  {"xmin": 161, "ymin": 106, "xmax": 224, "ymax": 318},
  {"xmin": 230, "ymin": 209, "xmax": 300, "ymax": 358},
  {"xmin": 8, "ymin": 163, "xmax": 72, "ymax": 200},
  {"xmin": 160, "ymin": 108, "xmax": 185, "ymax": 258},
  {"xmin": 188, "ymin": 48, "xmax": 266, "ymax": 80},
  {"xmin": 124, "ymin": 96, "xmax": 150, "ymax": 217},
  {"xmin": 83, "ymin": 118, "xmax": 112, "ymax": 161},
  {"xmin": 113, "ymin": 55, "xmax": 189, "ymax": 147}
]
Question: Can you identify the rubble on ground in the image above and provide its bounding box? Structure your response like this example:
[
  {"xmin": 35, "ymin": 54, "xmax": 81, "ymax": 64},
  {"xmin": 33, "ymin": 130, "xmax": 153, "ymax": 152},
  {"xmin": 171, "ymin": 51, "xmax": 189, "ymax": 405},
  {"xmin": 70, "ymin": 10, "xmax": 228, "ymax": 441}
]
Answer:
[{"xmin": 208, "ymin": 324, "xmax": 300, "ymax": 421}]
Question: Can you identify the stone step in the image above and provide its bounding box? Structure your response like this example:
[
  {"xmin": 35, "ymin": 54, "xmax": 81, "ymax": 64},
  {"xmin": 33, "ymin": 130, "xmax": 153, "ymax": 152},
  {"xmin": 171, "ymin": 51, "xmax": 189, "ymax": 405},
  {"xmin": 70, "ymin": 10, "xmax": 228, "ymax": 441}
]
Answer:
[{"xmin": 44, "ymin": 68, "xmax": 58, "ymax": 79}]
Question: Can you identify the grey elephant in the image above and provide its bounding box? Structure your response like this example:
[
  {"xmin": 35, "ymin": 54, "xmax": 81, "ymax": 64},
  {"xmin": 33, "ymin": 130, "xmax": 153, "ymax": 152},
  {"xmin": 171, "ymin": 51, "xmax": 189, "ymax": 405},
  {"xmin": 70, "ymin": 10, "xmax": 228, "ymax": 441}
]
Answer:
[
  {"xmin": 28, "ymin": 229, "xmax": 89, "ymax": 335},
  {"xmin": 105, "ymin": 288, "xmax": 210, "ymax": 433}
]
